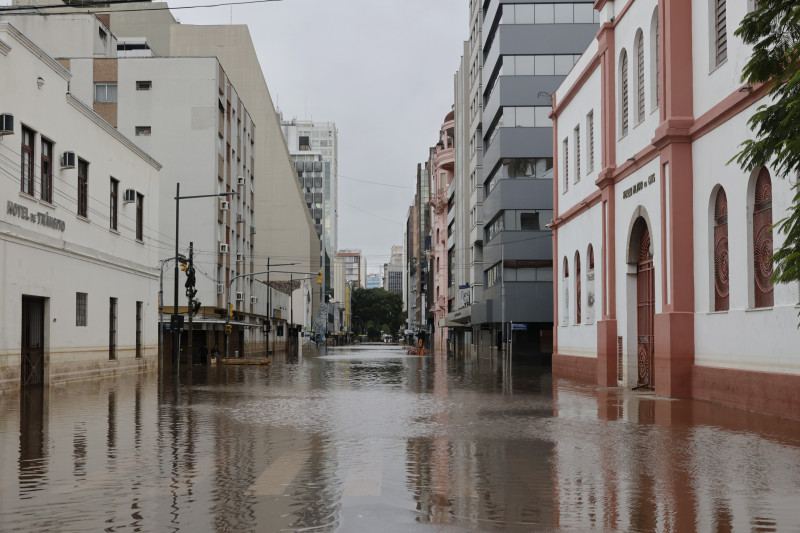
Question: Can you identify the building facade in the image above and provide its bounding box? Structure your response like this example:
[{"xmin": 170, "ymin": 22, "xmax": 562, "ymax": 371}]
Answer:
[
  {"xmin": 0, "ymin": 21, "xmax": 161, "ymax": 390},
  {"xmin": 465, "ymin": 0, "xmax": 599, "ymax": 359},
  {"xmin": 551, "ymin": 0, "xmax": 800, "ymax": 419},
  {"xmin": 383, "ymin": 245, "xmax": 403, "ymax": 294}
]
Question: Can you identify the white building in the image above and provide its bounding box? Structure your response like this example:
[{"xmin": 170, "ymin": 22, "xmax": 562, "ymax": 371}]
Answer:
[
  {"xmin": 551, "ymin": 0, "xmax": 800, "ymax": 419},
  {"xmin": 0, "ymin": 21, "xmax": 161, "ymax": 390}
]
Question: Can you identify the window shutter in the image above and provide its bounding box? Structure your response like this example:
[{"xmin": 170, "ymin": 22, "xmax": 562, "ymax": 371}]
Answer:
[
  {"xmin": 574, "ymin": 126, "xmax": 581, "ymax": 181},
  {"xmin": 621, "ymin": 51, "xmax": 629, "ymax": 135},
  {"xmin": 715, "ymin": 0, "xmax": 727, "ymax": 66},
  {"xmin": 637, "ymin": 31, "xmax": 645, "ymax": 122}
]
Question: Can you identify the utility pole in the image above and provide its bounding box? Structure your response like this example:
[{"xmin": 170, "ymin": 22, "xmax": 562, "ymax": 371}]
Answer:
[
  {"xmin": 186, "ymin": 242, "xmax": 195, "ymax": 365},
  {"xmin": 173, "ymin": 183, "xmax": 181, "ymax": 373},
  {"xmin": 266, "ymin": 257, "xmax": 270, "ymax": 356}
]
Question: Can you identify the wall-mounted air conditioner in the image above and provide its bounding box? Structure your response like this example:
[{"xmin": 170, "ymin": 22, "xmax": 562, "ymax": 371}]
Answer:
[
  {"xmin": 249, "ymin": 226, "xmax": 256, "ymax": 235},
  {"xmin": 123, "ymin": 189, "xmax": 136, "ymax": 204},
  {"xmin": 236, "ymin": 252, "xmax": 244, "ymax": 262},
  {"xmin": 216, "ymin": 283, "xmax": 224, "ymax": 294},
  {"xmin": 237, "ymin": 176, "xmax": 246, "ymax": 186},
  {"xmin": 219, "ymin": 200, "xmax": 230, "ymax": 211},
  {"xmin": 236, "ymin": 214, "xmax": 244, "ymax": 223},
  {"xmin": 235, "ymin": 291, "xmax": 244, "ymax": 301},
  {"xmin": 219, "ymin": 243, "xmax": 229, "ymax": 253},
  {"xmin": 250, "ymin": 296, "xmax": 258, "ymax": 303},
  {"xmin": 61, "ymin": 151, "xmax": 76, "ymax": 169},
  {"xmin": 0, "ymin": 114, "xmax": 13, "ymax": 136}
]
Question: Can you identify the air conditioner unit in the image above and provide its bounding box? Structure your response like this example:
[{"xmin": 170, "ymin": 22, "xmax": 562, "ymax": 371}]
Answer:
[
  {"xmin": 249, "ymin": 226, "xmax": 256, "ymax": 235},
  {"xmin": 0, "ymin": 114, "xmax": 13, "ymax": 136},
  {"xmin": 237, "ymin": 176, "xmax": 246, "ymax": 186},
  {"xmin": 123, "ymin": 188, "xmax": 136, "ymax": 204},
  {"xmin": 235, "ymin": 291, "xmax": 244, "ymax": 301},
  {"xmin": 236, "ymin": 214, "xmax": 244, "ymax": 223},
  {"xmin": 219, "ymin": 200, "xmax": 229, "ymax": 211},
  {"xmin": 219, "ymin": 243, "xmax": 229, "ymax": 254},
  {"xmin": 216, "ymin": 283, "xmax": 224, "ymax": 294},
  {"xmin": 61, "ymin": 151, "xmax": 76, "ymax": 169},
  {"xmin": 250, "ymin": 295, "xmax": 258, "ymax": 303},
  {"xmin": 236, "ymin": 252, "xmax": 244, "ymax": 262}
]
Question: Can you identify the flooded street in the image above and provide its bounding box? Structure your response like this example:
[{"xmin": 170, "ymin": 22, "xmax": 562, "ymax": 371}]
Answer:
[{"xmin": 2, "ymin": 345, "xmax": 800, "ymax": 532}]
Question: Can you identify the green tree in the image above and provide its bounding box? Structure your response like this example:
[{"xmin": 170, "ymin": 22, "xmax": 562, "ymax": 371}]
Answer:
[
  {"xmin": 351, "ymin": 288, "xmax": 404, "ymax": 339},
  {"xmin": 733, "ymin": 1, "xmax": 800, "ymax": 304}
]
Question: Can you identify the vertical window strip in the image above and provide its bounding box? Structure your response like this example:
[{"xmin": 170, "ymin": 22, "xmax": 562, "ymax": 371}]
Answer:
[
  {"xmin": 136, "ymin": 193, "xmax": 144, "ymax": 241},
  {"xmin": 655, "ymin": 16, "xmax": 660, "ymax": 107},
  {"xmin": 637, "ymin": 31, "xmax": 645, "ymax": 122},
  {"xmin": 21, "ymin": 127, "xmax": 34, "ymax": 196},
  {"xmin": 563, "ymin": 138, "xmax": 569, "ymax": 192},
  {"xmin": 574, "ymin": 125, "xmax": 581, "ymax": 182},
  {"xmin": 621, "ymin": 51, "xmax": 629, "ymax": 135},
  {"xmin": 587, "ymin": 111, "xmax": 594, "ymax": 172},
  {"xmin": 110, "ymin": 177, "xmax": 118, "ymax": 230},
  {"xmin": 41, "ymin": 139, "xmax": 52, "ymax": 203},
  {"xmin": 78, "ymin": 159, "xmax": 88, "ymax": 218},
  {"xmin": 715, "ymin": 0, "xmax": 727, "ymax": 66}
]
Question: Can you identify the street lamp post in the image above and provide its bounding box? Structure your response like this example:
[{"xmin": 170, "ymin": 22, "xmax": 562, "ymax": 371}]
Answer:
[{"xmin": 172, "ymin": 183, "xmax": 237, "ymax": 373}]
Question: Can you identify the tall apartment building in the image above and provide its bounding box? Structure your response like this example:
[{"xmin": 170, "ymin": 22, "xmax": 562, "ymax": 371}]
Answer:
[
  {"xmin": 404, "ymin": 162, "xmax": 432, "ymax": 342},
  {"xmin": 460, "ymin": 0, "xmax": 599, "ymax": 358},
  {"xmin": 383, "ymin": 245, "xmax": 403, "ymax": 295},
  {"xmin": 0, "ymin": 21, "xmax": 161, "ymax": 390}
]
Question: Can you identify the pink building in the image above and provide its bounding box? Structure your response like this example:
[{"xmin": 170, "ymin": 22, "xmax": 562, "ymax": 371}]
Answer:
[{"xmin": 430, "ymin": 110, "xmax": 455, "ymax": 354}]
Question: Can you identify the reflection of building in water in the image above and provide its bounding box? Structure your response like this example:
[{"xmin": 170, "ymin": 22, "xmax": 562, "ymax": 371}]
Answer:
[{"xmin": 551, "ymin": 0, "xmax": 800, "ymax": 420}]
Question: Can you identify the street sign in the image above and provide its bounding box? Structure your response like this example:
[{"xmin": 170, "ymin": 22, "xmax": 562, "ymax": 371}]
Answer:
[{"xmin": 511, "ymin": 323, "xmax": 527, "ymax": 331}]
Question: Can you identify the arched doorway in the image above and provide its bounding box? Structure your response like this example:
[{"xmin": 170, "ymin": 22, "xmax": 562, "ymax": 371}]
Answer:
[{"xmin": 635, "ymin": 220, "xmax": 655, "ymax": 389}]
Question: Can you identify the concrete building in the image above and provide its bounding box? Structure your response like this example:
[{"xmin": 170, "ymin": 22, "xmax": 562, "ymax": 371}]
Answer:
[
  {"xmin": 467, "ymin": 0, "xmax": 599, "ymax": 359},
  {"xmin": 430, "ymin": 111, "xmax": 456, "ymax": 353},
  {"xmin": 551, "ymin": 0, "xmax": 800, "ymax": 420},
  {"xmin": 404, "ymin": 163, "xmax": 432, "ymax": 344},
  {"xmin": 383, "ymin": 245, "xmax": 403, "ymax": 294},
  {"xmin": 337, "ymin": 249, "xmax": 366, "ymax": 289},
  {"xmin": 366, "ymin": 274, "xmax": 382, "ymax": 289},
  {"xmin": 0, "ymin": 21, "xmax": 161, "ymax": 390}
]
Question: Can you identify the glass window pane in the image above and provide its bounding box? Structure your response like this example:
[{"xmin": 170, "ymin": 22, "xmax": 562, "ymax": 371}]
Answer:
[
  {"xmin": 535, "ymin": 107, "xmax": 553, "ymax": 127},
  {"xmin": 535, "ymin": 55, "xmax": 555, "ymax": 75},
  {"xmin": 536, "ymin": 267, "xmax": 554, "ymax": 281},
  {"xmin": 535, "ymin": 3, "xmax": 554, "ymax": 23},
  {"xmin": 108, "ymin": 84, "xmax": 117, "ymax": 102},
  {"xmin": 574, "ymin": 3, "xmax": 594, "ymax": 23},
  {"xmin": 503, "ymin": 4, "xmax": 514, "ymax": 23},
  {"xmin": 554, "ymin": 3, "xmax": 573, "ymax": 23},
  {"xmin": 555, "ymin": 55, "xmax": 575, "ymax": 75},
  {"xmin": 516, "ymin": 4, "xmax": 535, "ymax": 23},
  {"xmin": 504, "ymin": 107, "xmax": 515, "ymax": 126},
  {"xmin": 504, "ymin": 56, "xmax": 515, "ymax": 75},
  {"xmin": 515, "ymin": 55, "xmax": 535, "ymax": 75},
  {"xmin": 516, "ymin": 107, "xmax": 536, "ymax": 127},
  {"xmin": 95, "ymin": 84, "xmax": 104, "ymax": 102}
]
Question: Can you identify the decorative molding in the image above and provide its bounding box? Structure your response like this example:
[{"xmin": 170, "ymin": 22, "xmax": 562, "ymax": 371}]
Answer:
[{"xmin": 0, "ymin": 37, "xmax": 11, "ymax": 56}]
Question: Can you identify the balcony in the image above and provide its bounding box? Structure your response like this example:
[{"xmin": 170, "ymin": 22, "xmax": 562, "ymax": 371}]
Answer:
[{"xmin": 429, "ymin": 191, "xmax": 447, "ymax": 214}]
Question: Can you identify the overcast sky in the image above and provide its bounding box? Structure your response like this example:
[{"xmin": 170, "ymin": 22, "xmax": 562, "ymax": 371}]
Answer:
[{"xmin": 169, "ymin": 0, "xmax": 469, "ymax": 273}]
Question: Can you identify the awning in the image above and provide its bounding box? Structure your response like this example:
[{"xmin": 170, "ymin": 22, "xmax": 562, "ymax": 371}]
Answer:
[{"xmin": 444, "ymin": 307, "xmax": 472, "ymax": 327}]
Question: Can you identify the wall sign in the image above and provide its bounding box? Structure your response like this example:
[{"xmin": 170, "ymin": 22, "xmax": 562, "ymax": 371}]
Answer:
[
  {"xmin": 7, "ymin": 201, "xmax": 66, "ymax": 231},
  {"xmin": 623, "ymin": 173, "xmax": 656, "ymax": 200}
]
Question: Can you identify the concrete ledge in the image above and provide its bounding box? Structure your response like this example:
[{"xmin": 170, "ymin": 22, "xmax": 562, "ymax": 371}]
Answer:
[
  {"xmin": 692, "ymin": 365, "xmax": 800, "ymax": 421},
  {"xmin": 552, "ymin": 352, "xmax": 597, "ymax": 383}
]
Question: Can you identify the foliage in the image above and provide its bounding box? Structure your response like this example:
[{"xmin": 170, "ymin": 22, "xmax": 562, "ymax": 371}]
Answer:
[
  {"xmin": 351, "ymin": 288, "xmax": 404, "ymax": 339},
  {"xmin": 733, "ymin": 1, "xmax": 800, "ymax": 294}
]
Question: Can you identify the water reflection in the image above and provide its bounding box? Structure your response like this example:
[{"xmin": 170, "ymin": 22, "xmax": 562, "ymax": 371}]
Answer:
[{"xmin": 0, "ymin": 347, "xmax": 799, "ymax": 532}]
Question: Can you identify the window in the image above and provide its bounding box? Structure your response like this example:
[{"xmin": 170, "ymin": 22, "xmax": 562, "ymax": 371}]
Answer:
[
  {"xmin": 521, "ymin": 212, "xmax": 540, "ymax": 231},
  {"xmin": 76, "ymin": 292, "xmax": 87, "ymax": 327},
  {"xmin": 109, "ymin": 297, "xmax": 117, "ymax": 360},
  {"xmin": 586, "ymin": 111, "xmax": 594, "ymax": 173},
  {"xmin": 636, "ymin": 30, "xmax": 646, "ymax": 123},
  {"xmin": 713, "ymin": 0, "xmax": 727, "ymax": 67},
  {"xmin": 21, "ymin": 126, "xmax": 34, "ymax": 196},
  {"xmin": 651, "ymin": 9, "xmax": 660, "ymax": 109},
  {"xmin": 94, "ymin": 83, "xmax": 117, "ymax": 103},
  {"xmin": 588, "ymin": 244, "xmax": 594, "ymax": 270},
  {"xmin": 110, "ymin": 177, "xmax": 119, "ymax": 230},
  {"xmin": 136, "ymin": 193, "xmax": 144, "ymax": 241},
  {"xmin": 136, "ymin": 80, "xmax": 152, "ymax": 90},
  {"xmin": 563, "ymin": 138, "xmax": 569, "ymax": 192},
  {"xmin": 41, "ymin": 138, "xmax": 53, "ymax": 203},
  {"xmin": 135, "ymin": 126, "xmax": 151, "ymax": 136},
  {"xmin": 78, "ymin": 159, "xmax": 88, "ymax": 218},
  {"xmin": 487, "ymin": 262, "xmax": 502, "ymax": 288},
  {"xmin": 713, "ymin": 187, "xmax": 729, "ymax": 311},
  {"xmin": 574, "ymin": 125, "xmax": 581, "ymax": 182},
  {"xmin": 575, "ymin": 252, "xmax": 582, "ymax": 324},
  {"xmin": 486, "ymin": 214, "xmax": 505, "ymax": 241},
  {"xmin": 621, "ymin": 50, "xmax": 629, "ymax": 135},
  {"xmin": 136, "ymin": 301, "xmax": 143, "ymax": 358},
  {"xmin": 753, "ymin": 168, "xmax": 773, "ymax": 308}
]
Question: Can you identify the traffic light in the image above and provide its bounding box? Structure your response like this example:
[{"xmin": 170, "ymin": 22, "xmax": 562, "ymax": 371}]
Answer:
[
  {"xmin": 229, "ymin": 303, "xmax": 234, "ymax": 317},
  {"xmin": 184, "ymin": 265, "xmax": 197, "ymax": 299},
  {"xmin": 224, "ymin": 324, "xmax": 232, "ymax": 335},
  {"xmin": 180, "ymin": 261, "xmax": 188, "ymax": 271},
  {"xmin": 317, "ymin": 270, "xmax": 323, "ymax": 284}
]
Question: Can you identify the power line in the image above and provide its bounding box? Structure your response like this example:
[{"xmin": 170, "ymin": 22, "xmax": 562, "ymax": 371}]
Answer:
[{"xmin": 0, "ymin": 0, "xmax": 282, "ymax": 14}]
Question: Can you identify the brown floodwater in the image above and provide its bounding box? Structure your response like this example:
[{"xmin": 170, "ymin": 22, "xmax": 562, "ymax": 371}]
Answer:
[{"xmin": 1, "ymin": 345, "xmax": 799, "ymax": 532}]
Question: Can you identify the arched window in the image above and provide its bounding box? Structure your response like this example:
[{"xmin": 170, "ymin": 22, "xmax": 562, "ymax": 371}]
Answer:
[
  {"xmin": 562, "ymin": 257, "xmax": 569, "ymax": 324},
  {"xmin": 635, "ymin": 29, "xmax": 646, "ymax": 123},
  {"xmin": 650, "ymin": 8, "xmax": 660, "ymax": 109},
  {"xmin": 620, "ymin": 50, "xmax": 629, "ymax": 135},
  {"xmin": 588, "ymin": 244, "xmax": 595, "ymax": 270},
  {"xmin": 575, "ymin": 252, "xmax": 582, "ymax": 324},
  {"xmin": 753, "ymin": 168, "xmax": 773, "ymax": 307},
  {"xmin": 713, "ymin": 187, "xmax": 729, "ymax": 311}
]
